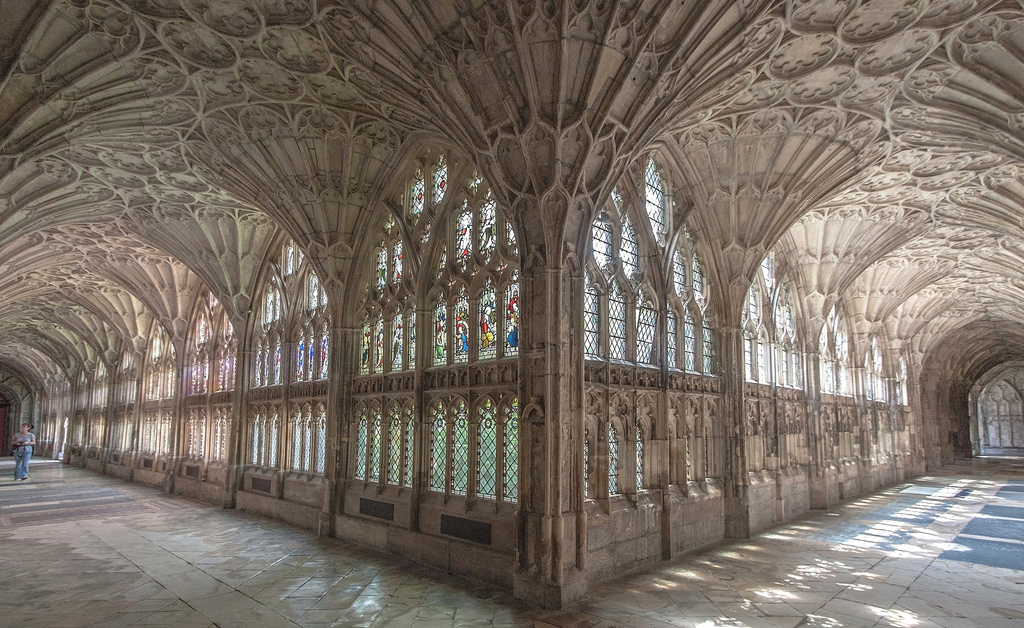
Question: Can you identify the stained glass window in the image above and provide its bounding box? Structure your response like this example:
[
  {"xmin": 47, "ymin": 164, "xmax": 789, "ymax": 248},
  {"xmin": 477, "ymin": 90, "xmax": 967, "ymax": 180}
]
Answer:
[
  {"xmin": 356, "ymin": 410, "xmax": 367, "ymax": 479},
  {"xmin": 644, "ymin": 158, "xmax": 666, "ymax": 239},
  {"xmin": 361, "ymin": 322, "xmax": 371, "ymax": 374},
  {"xmin": 608, "ymin": 424, "xmax": 620, "ymax": 495},
  {"xmin": 761, "ymin": 253, "xmax": 775, "ymax": 293},
  {"xmin": 285, "ymin": 242, "xmax": 296, "ymax": 276},
  {"xmin": 636, "ymin": 424, "xmax": 644, "ymax": 490},
  {"xmin": 454, "ymin": 287, "xmax": 469, "ymax": 363},
  {"xmin": 433, "ymin": 155, "xmax": 447, "ymax": 203},
  {"xmin": 376, "ymin": 246, "xmax": 387, "ymax": 292},
  {"xmin": 295, "ymin": 337, "xmax": 305, "ymax": 381},
  {"xmin": 456, "ymin": 205, "xmax": 472, "ymax": 271},
  {"xmin": 692, "ymin": 252, "xmax": 705, "ymax": 303},
  {"xmin": 684, "ymin": 313, "xmax": 696, "ymax": 371},
  {"xmin": 480, "ymin": 198, "xmax": 496, "ymax": 262},
  {"xmin": 477, "ymin": 399, "xmax": 497, "ymax": 498},
  {"xmin": 506, "ymin": 220, "xmax": 518, "ymax": 256},
  {"xmin": 584, "ymin": 275, "xmax": 600, "ymax": 358},
  {"xmin": 503, "ymin": 398, "xmax": 518, "ymax": 501},
  {"xmin": 757, "ymin": 336, "xmax": 767, "ymax": 383},
  {"xmin": 433, "ymin": 296, "xmax": 447, "ymax": 366},
  {"xmin": 411, "ymin": 169, "xmax": 425, "ymax": 215},
  {"xmin": 404, "ymin": 413, "xmax": 414, "ymax": 487},
  {"xmin": 479, "ymin": 280, "xmax": 497, "ymax": 359},
  {"xmin": 592, "ymin": 217, "xmax": 612, "ymax": 268},
  {"xmin": 505, "ymin": 275, "xmax": 519, "ymax": 356},
  {"xmin": 374, "ymin": 316, "xmax": 384, "ymax": 372},
  {"xmin": 273, "ymin": 338, "xmax": 282, "ymax": 384},
  {"xmin": 621, "ymin": 218, "xmax": 638, "ymax": 278},
  {"xmin": 369, "ymin": 409, "xmax": 381, "ymax": 481},
  {"xmin": 388, "ymin": 408, "xmax": 401, "ymax": 484},
  {"xmin": 637, "ymin": 296, "xmax": 656, "ymax": 365},
  {"xmin": 392, "ymin": 313, "xmax": 403, "ymax": 371},
  {"xmin": 430, "ymin": 402, "xmax": 446, "ymax": 491},
  {"xmin": 667, "ymin": 312, "xmax": 677, "ymax": 368},
  {"xmin": 393, "ymin": 241, "xmax": 403, "ymax": 284},
  {"xmin": 452, "ymin": 400, "xmax": 469, "ymax": 494},
  {"xmin": 609, "ymin": 282, "xmax": 627, "ymax": 361},
  {"xmin": 408, "ymin": 312, "xmax": 416, "ymax": 369},
  {"xmin": 319, "ymin": 323, "xmax": 329, "ymax": 379}
]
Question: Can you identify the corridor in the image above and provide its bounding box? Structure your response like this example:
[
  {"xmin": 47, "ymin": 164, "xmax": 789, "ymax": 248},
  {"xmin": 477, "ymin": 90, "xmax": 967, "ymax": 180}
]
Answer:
[{"xmin": 1, "ymin": 461, "xmax": 1023, "ymax": 628}]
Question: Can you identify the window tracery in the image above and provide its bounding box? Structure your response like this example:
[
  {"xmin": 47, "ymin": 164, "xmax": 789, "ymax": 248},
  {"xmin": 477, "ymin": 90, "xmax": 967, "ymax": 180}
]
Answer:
[{"xmin": 743, "ymin": 254, "xmax": 801, "ymax": 386}]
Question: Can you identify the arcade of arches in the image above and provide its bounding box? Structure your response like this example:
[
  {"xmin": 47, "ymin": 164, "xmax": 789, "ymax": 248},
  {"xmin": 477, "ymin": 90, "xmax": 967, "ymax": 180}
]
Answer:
[{"xmin": 2, "ymin": 0, "xmax": 1024, "ymax": 609}]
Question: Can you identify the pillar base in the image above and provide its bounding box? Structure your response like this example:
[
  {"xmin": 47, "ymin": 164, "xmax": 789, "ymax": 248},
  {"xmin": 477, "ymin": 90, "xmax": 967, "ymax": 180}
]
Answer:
[{"xmin": 513, "ymin": 567, "xmax": 588, "ymax": 609}]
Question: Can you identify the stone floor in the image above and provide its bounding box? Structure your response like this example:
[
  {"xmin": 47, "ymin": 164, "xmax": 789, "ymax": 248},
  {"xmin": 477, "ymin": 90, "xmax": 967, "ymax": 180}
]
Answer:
[{"xmin": 1, "ymin": 460, "xmax": 1023, "ymax": 628}]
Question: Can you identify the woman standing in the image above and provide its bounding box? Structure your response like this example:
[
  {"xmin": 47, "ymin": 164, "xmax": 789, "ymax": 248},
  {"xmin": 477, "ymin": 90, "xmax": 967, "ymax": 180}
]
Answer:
[{"xmin": 12, "ymin": 423, "xmax": 35, "ymax": 481}]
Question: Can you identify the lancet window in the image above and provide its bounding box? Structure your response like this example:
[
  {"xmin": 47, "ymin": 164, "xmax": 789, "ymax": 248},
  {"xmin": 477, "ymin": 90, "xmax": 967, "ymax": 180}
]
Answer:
[
  {"xmin": 92, "ymin": 361, "xmax": 108, "ymax": 408},
  {"xmin": 115, "ymin": 347, "xmax": 137, "ymax": 406},
  {"xmin": 897, "ymin": 357, "xmax": 909, "ymax": 406},
  {"xmin": 294, "ymin": 269, "xmax": 329, "ymax": 382},
  {"xmin": 254, "ymin": 279, "xmax": 283, "ymax": 387},
  {"xmin": 288, "ymin": 404, "xmax": 326, "ymax": 475},
  {"xmin": 186, "ymin": 297, "xmax": 213, "ymax": 396},
  {"xmin": 249, "ymin": 405, "xmax": 281, "ymax": 468},
  {"xmin": 865, "ymin": 335, "xmax": 886, "ymax": 402},
  {"xmin": 361, "ymin": 217, "xmax": 414, "ymax": 375}
]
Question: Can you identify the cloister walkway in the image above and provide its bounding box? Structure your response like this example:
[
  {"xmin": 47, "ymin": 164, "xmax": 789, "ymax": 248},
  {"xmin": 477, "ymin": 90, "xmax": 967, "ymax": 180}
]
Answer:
[{"xmin": 1, "ymin": 460, "xmax": 1022, "ymax": 628}]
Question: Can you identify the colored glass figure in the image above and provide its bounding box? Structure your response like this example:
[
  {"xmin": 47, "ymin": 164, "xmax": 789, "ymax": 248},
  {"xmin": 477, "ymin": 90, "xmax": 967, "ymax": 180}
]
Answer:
[
  {"xmin": 609, "ymin": 282, "xmax": 627, "ymax": 361},
  {"xmin": 502, "ymin": 397, "xmax": 519, "ymax": 500},
  {"xmin": 583, "ymin": 428, "xmax": 590, "ymax": 498},
  {"xmin": 392, "ymin": 313, "xmax": 403, "ymax": 371},
  {"xmin": 285, "ymin": 242, "xmax": 295, "ymax": 275},
  {"xmin": 684, "ymin": 313, "xmax": 696, "ymax": 371},
  {"xmin": 506, "ymin": 220, "xmax": 518, "ymax": 256},
  {"xmin": 644, "ymin": 158, "xmax": 666, "ymax": 238},
  {"xmin": 408, "ymin": 311, "xmax": 416, "ymax": 369},
  {"xmin": 296, "ymin": 337, "xmax": 305, "ymax": 381},
  {"xmin": 636, "ymin": 425, "xmax": 644, "ymax": 489},
  {"xmin": 504, "ymin": 278, "xmax": 519, "ymax": 355},
  {"xmin": 469, "ymin": 171, "xmax": 483, "ymax": 192},
  {"xmin": 411, "ymin": 170, "xmax": 425, "ymax": 215},
  {"xmin": 621, "ymin": 217, "xmax": 639, "ymax": 278},
  {"xmin": 315, "ymin": 410, "xmax": 326, "ymax": 474},
  {"xmin": 452, "ymin": 400, "xmax": 468, "ymax": 494},
  {"xmin": 434, "ymin": 297, "xmax": 447, "ymax": 365},
  {"xmin": 376, "ymin": 246, "xmax": 387, "ymax": 291},
  {"xmin": 273, "ymin": 338, "xmax": 282, "ymax": 384},
  {"xmin": 479, "ymin": 281, "xmax": 497, "ymax": 359},
  {"xmin": 374, "ymin": 316, "xmax": 384, "ymax": 372},
  {"xmin": 637, "ymin": 296, "xmax": 656, "ymax": 365},
  {"xmin": 667, "ymin": 312, "xmax": 677, "ymax": 368},
  {"xmin": 404, "ymin": 415, "xmax": 414, "ymax": 487},
  {"xmin": 477, "ymin": 400, "xmax": 497, "ymax": 498},
  {"xmin": 388, "ymin": 409, "xmax": 401, "ymax": 484},
  {"xmin": 702, "ymin": 319, "xmax": 713, "ymax": 373},
  {"xmin": 254, "ymin": 348, "xmax": 264, "ymax": 386},
  {"xmin": 456, "ymin": 206, "xmax": 472, "ymax": 271},
  {"xmin": 674, "ymin": 249, "xmax": 687, "ymax": 296},
  {"xmin": 356, "ymin": 411, "xmax": 367, "ymax": 479},
  {"xmin": 307, "ymin": 332, "xmax": 315, "ymax": 380},
  {"xmin": 480, "ymin": 198, "xmax": 496, "ymax": 262},
  {"xmin": 591, "ymin": 218, "xmax": 612, "ymax": 268},
  {"xmin": 454, "ymin": 289, "xmax": 469, "ymax": 363},
  {"xmin": 583, "ymin": 274, "xmax": 600, "ymax": 357},
  {"xmin": 608, "ymin": 424, "xmax": 620, "ymax": 494},
  {"xmin": 393, "ymin": 241, "xmax": 403, "ymax": 283},
  {"xmin": 319, "ymin": 324, "xmax": 329, "ymax": 380},
  {"xmin": 431, "ymin": 402, "xmax": 446, "ymax": 491},
  {"xmin": 421, "ymin": 220, "xmax": 431, "ymax": 244},
  {"xmin": 369, "ymin": 410, "xmax": 381, "ymax": 480},
  {"xmin": 361, "ymin": 323, "xmax": 371, "ymax": 374},
  {"xmin": 433, "ymin": 155, "xmax": 447, "ymax": 203}
]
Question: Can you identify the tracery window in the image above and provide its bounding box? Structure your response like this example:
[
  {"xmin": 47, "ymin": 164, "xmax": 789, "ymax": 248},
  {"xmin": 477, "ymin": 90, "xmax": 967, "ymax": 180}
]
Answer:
[
  {"xmin": 186, "ymin": 408, "xmax": 206, "ymax": 459},
  {"xmin": 608, "ymin": 423, "xmax": 620, "ymax": 495},
  {"xmin": 145, "ymin": 325, "xmax": 175, "ymax": 401},
  {"xmin": 866, "ymin": 335, "xmax": 887, "ymax": 402},
  {"xmin": 295, "ymin": 270, "xmax": 329, "ymax": 382},
  {"xmin": 820, "ymin": 307, "xmax": 852, "ymax": 396},
  {"xmin": 897, "ymin": 357, "xmax": 909, "ymax": 406},
  {"xmin": 254, "ymin": 279, "xmax": 283, "ymax": 387},
  {"xmin": 635, "ymin": 423, "xmax": 645, "ymax": 491},
  {"xmin": 361, "ymin": 218, "xmax": 414, "ymax": 374},
  {"xmin": 92, "ymin": 361, "xmax": 108, "ymax": 408},
  {"xmin": 115, "ymin": 348, "xmax": 137, "ymax": 406},
  {"xmin": 669, "ymin": 227, "xmax": 714, "ymax": 374},
  {"xmin": 186, "ymin": 299, "xmax": 213, "ymax": 396},
  {"xmin": 743, "ymin": 254, "xmax": 801, "ymax": 386}
]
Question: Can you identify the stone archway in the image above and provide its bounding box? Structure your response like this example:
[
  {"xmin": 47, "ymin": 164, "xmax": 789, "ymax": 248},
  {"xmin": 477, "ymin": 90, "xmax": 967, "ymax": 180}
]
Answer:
[{"xmin": 970, "ymin": 364, "xmax": 1024, "ymax": 456}]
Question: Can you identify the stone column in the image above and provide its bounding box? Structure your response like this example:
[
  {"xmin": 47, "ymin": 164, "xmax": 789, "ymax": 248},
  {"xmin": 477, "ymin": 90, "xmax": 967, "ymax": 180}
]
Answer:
[
  {"xmin": 719, "ymin": 324, "xmax": 752, "ymax": 539},
  {"xmin": 512, "ymin": 255, "xmax": 587, "ymax": 609},
  {"xmin": 326, "ymin": 323, "xmax": 359, "ymax": 537}
]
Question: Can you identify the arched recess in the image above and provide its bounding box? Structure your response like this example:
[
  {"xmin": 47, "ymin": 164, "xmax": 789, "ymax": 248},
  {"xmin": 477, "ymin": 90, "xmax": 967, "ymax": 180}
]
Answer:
[{"xmin": 970, "ymin": 362, "xmax": 1024, "ymax": 456}]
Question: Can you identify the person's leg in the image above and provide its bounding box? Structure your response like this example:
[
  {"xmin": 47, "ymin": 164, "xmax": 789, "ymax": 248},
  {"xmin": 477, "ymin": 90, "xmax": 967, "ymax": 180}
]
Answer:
[
  {"xmin": 13, "ymin": 451, "xmax": 23, "ymax": 479},
  {"xmin": 22, "ymin": 448, "xmax": 32, "ymax": 479}
]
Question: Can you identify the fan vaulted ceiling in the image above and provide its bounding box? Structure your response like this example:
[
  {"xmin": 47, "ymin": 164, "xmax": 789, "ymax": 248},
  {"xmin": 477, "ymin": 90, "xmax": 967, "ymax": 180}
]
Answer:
[{"xmin": 0, "ymin": 0, "xmax": 1023, "ymax": 387}]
